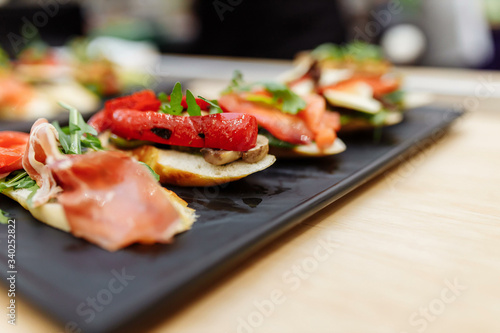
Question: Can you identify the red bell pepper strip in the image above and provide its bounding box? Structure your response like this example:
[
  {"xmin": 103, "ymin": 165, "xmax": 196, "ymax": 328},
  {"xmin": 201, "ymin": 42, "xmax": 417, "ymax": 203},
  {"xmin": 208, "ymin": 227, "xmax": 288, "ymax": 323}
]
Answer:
[
  {"xmin": 90, "ymin": 91, "xmax": 214, "ymax": 133},
  {"xmin": 110, "ymin": 110, "xmax": 258, "ymax": 151},
  {"xmin": 0, "ymin": 131, "xmax": 30, "ymax": 174},
  {"xmin": 218, "ymin": 93, "xmax": 313, "ymax": 145}
]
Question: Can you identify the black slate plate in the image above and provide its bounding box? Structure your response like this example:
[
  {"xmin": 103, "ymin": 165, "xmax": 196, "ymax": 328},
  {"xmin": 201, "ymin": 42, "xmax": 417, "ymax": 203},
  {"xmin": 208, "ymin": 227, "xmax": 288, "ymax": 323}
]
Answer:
[{"xmin": 0, "ymin": 106, "xmax": 463, "ymax": 333}]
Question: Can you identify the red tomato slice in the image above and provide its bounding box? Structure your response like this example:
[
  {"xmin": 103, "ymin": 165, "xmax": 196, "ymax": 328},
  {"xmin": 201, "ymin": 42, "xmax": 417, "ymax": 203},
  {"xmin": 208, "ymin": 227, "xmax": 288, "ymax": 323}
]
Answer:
[
  {"xmin": 218, "ymin": 93, "xmax": 313, "ymax": 145},
  {"xmin": 110, "ymin": 110, "xmax": 258, "ymax": 151},
  {"xmin": 0, "ymin": 131, "xmax": 30, "ymax": 174},
  {"xmin": 321, "ymin": 76, "xmax": 400, "ymax": 97}
]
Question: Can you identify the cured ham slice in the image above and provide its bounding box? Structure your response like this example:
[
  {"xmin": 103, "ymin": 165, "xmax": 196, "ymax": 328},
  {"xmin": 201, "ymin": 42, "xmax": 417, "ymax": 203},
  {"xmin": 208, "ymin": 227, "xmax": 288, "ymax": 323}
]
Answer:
[
  {"xmin": 50, "ymin": 151, "xmax": 182, "ymax": 251},
  {"xmin": 22, "ymin": 119, "xmax": 63, "ymax": 207},
  {"xmin": 19, "ymin": 119, "xmax": 187, "ymax": 251}
]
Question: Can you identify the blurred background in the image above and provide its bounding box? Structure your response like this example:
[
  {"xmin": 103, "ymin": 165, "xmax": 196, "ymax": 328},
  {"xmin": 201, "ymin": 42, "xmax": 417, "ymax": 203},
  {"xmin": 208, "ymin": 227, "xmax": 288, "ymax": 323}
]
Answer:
[{"xmin": 0, "ymin": 0, "xmax": 499, "ymax": 69}]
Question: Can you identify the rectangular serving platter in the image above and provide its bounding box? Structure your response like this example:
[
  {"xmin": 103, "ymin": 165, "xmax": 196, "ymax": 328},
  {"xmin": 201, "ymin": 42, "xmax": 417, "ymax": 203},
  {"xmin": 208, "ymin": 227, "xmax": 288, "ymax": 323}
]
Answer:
[{"xmin": 0, "ymin": 105, "xmax": 463, "ymax": 333}]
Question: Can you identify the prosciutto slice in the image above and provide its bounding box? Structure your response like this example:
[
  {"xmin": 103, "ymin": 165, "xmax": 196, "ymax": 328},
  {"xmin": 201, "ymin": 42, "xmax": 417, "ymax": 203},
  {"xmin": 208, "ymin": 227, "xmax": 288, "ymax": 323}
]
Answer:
[
  {"xmin": 22, "ymin": 119, "xmax": 64, "ymax": 207},
  {"xmin": 22, "ymin": 119, "xmax": 182, "ymax": 251},
  {"xmin": 50, "ymin": 151, "xmax": 181, "ymax": 251}
]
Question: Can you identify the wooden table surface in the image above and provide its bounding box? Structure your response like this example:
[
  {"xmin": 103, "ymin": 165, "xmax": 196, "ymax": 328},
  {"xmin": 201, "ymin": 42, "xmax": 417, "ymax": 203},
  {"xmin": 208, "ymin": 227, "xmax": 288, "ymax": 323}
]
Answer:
[{"xmin": 1, "ymin": 66, "xmax": 499, "ymax": 333}]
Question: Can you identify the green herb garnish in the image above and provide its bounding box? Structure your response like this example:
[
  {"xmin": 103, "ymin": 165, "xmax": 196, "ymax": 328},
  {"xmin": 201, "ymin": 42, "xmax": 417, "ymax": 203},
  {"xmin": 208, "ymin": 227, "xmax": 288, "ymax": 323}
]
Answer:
[
  {"xmin": 0, "ymin": 171, "xmax": 39, "ymax": 213},
  {"xmin": 158, "ymin": 82, "xmax": 205, "ymax": 116},
  {"xmin": 260, "ymin": 81, "xmax": 306, "ymax": 114},
  {"xmin": 53, "ymin": 102, "xmax": 103, "ymax": 154},
  {"xmin": 343, "ymin": 41, "xmax": 383, "ymax": 61},
  {"xmin": 311, "ymin": 41, "xmax": 384, "ymax": 62},
  {"xmin": 222, "ymin": 70, "xmax": 246, "ymax": 94},
  {"xmin": 311, "ymin": 43, "xmax": 344, "ymax": 61},
  {"xmin": 159, "ymin": 82, "xmax": 184, "ymax": 115},
  {"xmin": 138, "ymin": 162, "xmax": 160, "ymax": 181},
  {"xmin": 382, "ymin": 90, "xmax": 405, "ymax": 107},
  {"xmin": 222, "ymin": 71, "xmax": 306, "ymax": 114},
  {"xmin": 0, "ymin": 209, "xmax": 9, "ymax": 224},
  {"xmin": 185, "ymin": 90, "xmax": 201, "ymax": 116},
  {"xmin": 258, "ymin": 129, "xmax": 297, "ymax": 149},
  {"xmin": 198, "ymin": 96, "xmax": 223, "ymax": 114}
]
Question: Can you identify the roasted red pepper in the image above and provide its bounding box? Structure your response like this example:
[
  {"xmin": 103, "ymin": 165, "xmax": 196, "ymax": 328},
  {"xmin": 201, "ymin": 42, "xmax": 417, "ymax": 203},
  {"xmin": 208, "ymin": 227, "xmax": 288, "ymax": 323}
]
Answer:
[
  {"xmin": 110, "ymin": 110, "xmax": 258, "ymax": 151},
  {"xmin": 180, "ymin": 96, "xmax": 211, "ymax": 111},
  {"xmin": 218, "ymin": 93, "xmax": 313, "ymax": 145},
  {"xmin": 0, "ymin": 131, "xmax": 30, "ymax": 174}
]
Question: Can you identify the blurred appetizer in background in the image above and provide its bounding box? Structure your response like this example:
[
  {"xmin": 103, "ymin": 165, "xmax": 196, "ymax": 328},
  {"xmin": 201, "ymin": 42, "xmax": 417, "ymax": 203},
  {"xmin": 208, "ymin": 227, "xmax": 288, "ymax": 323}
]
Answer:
[
  {"xmin": 0, "ymin": 106, "xmax": 195, "ymax": 251},
  {"xmin": 218, "ymin": 71, "xmax": 345, "ymax": 157},
  {"xmin": 89, "ymin": 85, "xmax": 276, "ymax": 187},
  {"xmin": 0, "ymin": 37, "xmax": 160, "ymax": 121},
  {"xmin": 280, "ymin": 41, "xmax": 407, "ymax": 132}
]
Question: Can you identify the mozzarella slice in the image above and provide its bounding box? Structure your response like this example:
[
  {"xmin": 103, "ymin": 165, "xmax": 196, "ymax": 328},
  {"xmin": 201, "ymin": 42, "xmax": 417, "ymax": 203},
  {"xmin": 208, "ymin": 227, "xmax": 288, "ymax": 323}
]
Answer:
[{"xmin": 324, "ymin": 87, "xmax": 382, "ymax": 114}]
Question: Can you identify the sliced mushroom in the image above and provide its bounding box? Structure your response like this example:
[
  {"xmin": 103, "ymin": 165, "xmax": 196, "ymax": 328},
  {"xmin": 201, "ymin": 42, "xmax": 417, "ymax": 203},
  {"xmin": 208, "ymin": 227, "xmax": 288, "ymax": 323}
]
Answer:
[
  {"xmin": 201, "ymin": 148, "xmax": 242, "ymax": 166},
  {"xmin": 242, "ymin": 135, "xmax": 269, "ymax": 163}
]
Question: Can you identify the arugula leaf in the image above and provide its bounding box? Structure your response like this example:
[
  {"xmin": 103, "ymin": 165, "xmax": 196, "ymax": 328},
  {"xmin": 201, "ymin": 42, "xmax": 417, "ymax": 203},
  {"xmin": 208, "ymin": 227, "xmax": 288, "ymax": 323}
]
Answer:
[
  {"xmin": 159, "ymin": 82, "xmax": 184, "ymax": 115},
  {"xmin": 138, "ymin": 162, "xmax": 160, "ymax": 181},
  {"xmin": 81, "ymin": 134, "xmax": 104, "ymax": 151},
  {"xmin": 54, "ymin": 102, "xmax": 103, "ymax": 154},
  {"xmin": 311, "ymin": 43, "xmax": 344, "ymax": 61},
  {"xmin": 260, "ymin": 81, "xmax": 306, "ymax": 114},
  {"xmin": 185, "ymin": 90, "xmax": 201, "ymax": 116},
  {"xmin": 0, "ymin": 171, "xmax": 35, "ymax": 192},
  {"xmin": 157, "ymin": 92, "xmax": 169, "ymax": 103},
  {"xmin": 198, "ymin": 96, "xmax": 223, "ymax": 114},
  {"xmin": 223, "ymin": 71, "xmax": 306, "ymax": 114},
  {"xmin": 382, "ymin": 90, "xmax": 405, "ymax": 106},
  {"xmin": 26, "ymin": 184, "xmax": 40, "ymax": 207},
  {"xmin": 222, "ymin": 70, "xmax": 249, "ymax": 94},
  {"xmin": 258, "ymin": 129, "xmax": 297, "ymax": 149},
  {"xmin": 311, "ymin": 41, "xmax": 384, "ymax": 63},
  {"xmin": 52, "ymin": 121, "xmax": 71, "ymax": 153},
  {"xmin": 343, "ymin": 41, "xmax": 383, "ymax": 61}
]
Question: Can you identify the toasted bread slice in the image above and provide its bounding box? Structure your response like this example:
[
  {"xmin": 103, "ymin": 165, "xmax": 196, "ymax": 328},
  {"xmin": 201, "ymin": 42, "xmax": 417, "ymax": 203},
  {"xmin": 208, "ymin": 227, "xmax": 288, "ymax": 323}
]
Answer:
[
  {"xmin": 338, "ymin": 111, "xmax": 403, "ymax": 133},
  {"xmin": 269, "ymin": 137, "xmax": 346, "ymax": 158},
  {"xmin": 131, "ymin": 145, "xmax": 276, "ymax": 187},
  {"xmin": 2, "ymin": 186, "xmax": 196, "ymax": 234}
]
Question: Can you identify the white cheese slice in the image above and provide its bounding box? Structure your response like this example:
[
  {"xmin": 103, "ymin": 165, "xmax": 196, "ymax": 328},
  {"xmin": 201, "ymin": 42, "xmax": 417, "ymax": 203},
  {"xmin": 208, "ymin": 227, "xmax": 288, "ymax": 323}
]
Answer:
[{"xmin": 324, "ymin": 88, "xmax": 382, "ymax": 114}]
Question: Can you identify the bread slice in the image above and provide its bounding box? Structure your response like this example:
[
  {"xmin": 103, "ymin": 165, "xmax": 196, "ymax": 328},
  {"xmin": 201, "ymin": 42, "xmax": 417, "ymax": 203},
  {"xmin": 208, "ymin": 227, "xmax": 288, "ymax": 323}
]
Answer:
[
  {"xmin": 131, "ymin": 145, "xmax": 277, "ymax": 187},
  {"xmin": 269, "ymin": 137, "xmax": 346, "ymax": 158},
  {"xmin": 2, "ymin": 186, "xmax": 196, "ymax": 235},
  {"xmin": 338, "ymin": 111, "xmax": 403, "ymax": 133}
]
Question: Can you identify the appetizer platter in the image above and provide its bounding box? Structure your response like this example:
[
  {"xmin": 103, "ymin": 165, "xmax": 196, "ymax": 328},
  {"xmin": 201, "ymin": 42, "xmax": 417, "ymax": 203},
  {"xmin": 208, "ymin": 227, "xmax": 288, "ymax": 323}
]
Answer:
[{"xmin": 0, "ymin": 43, "xmax": 463, "ymax": 332}]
